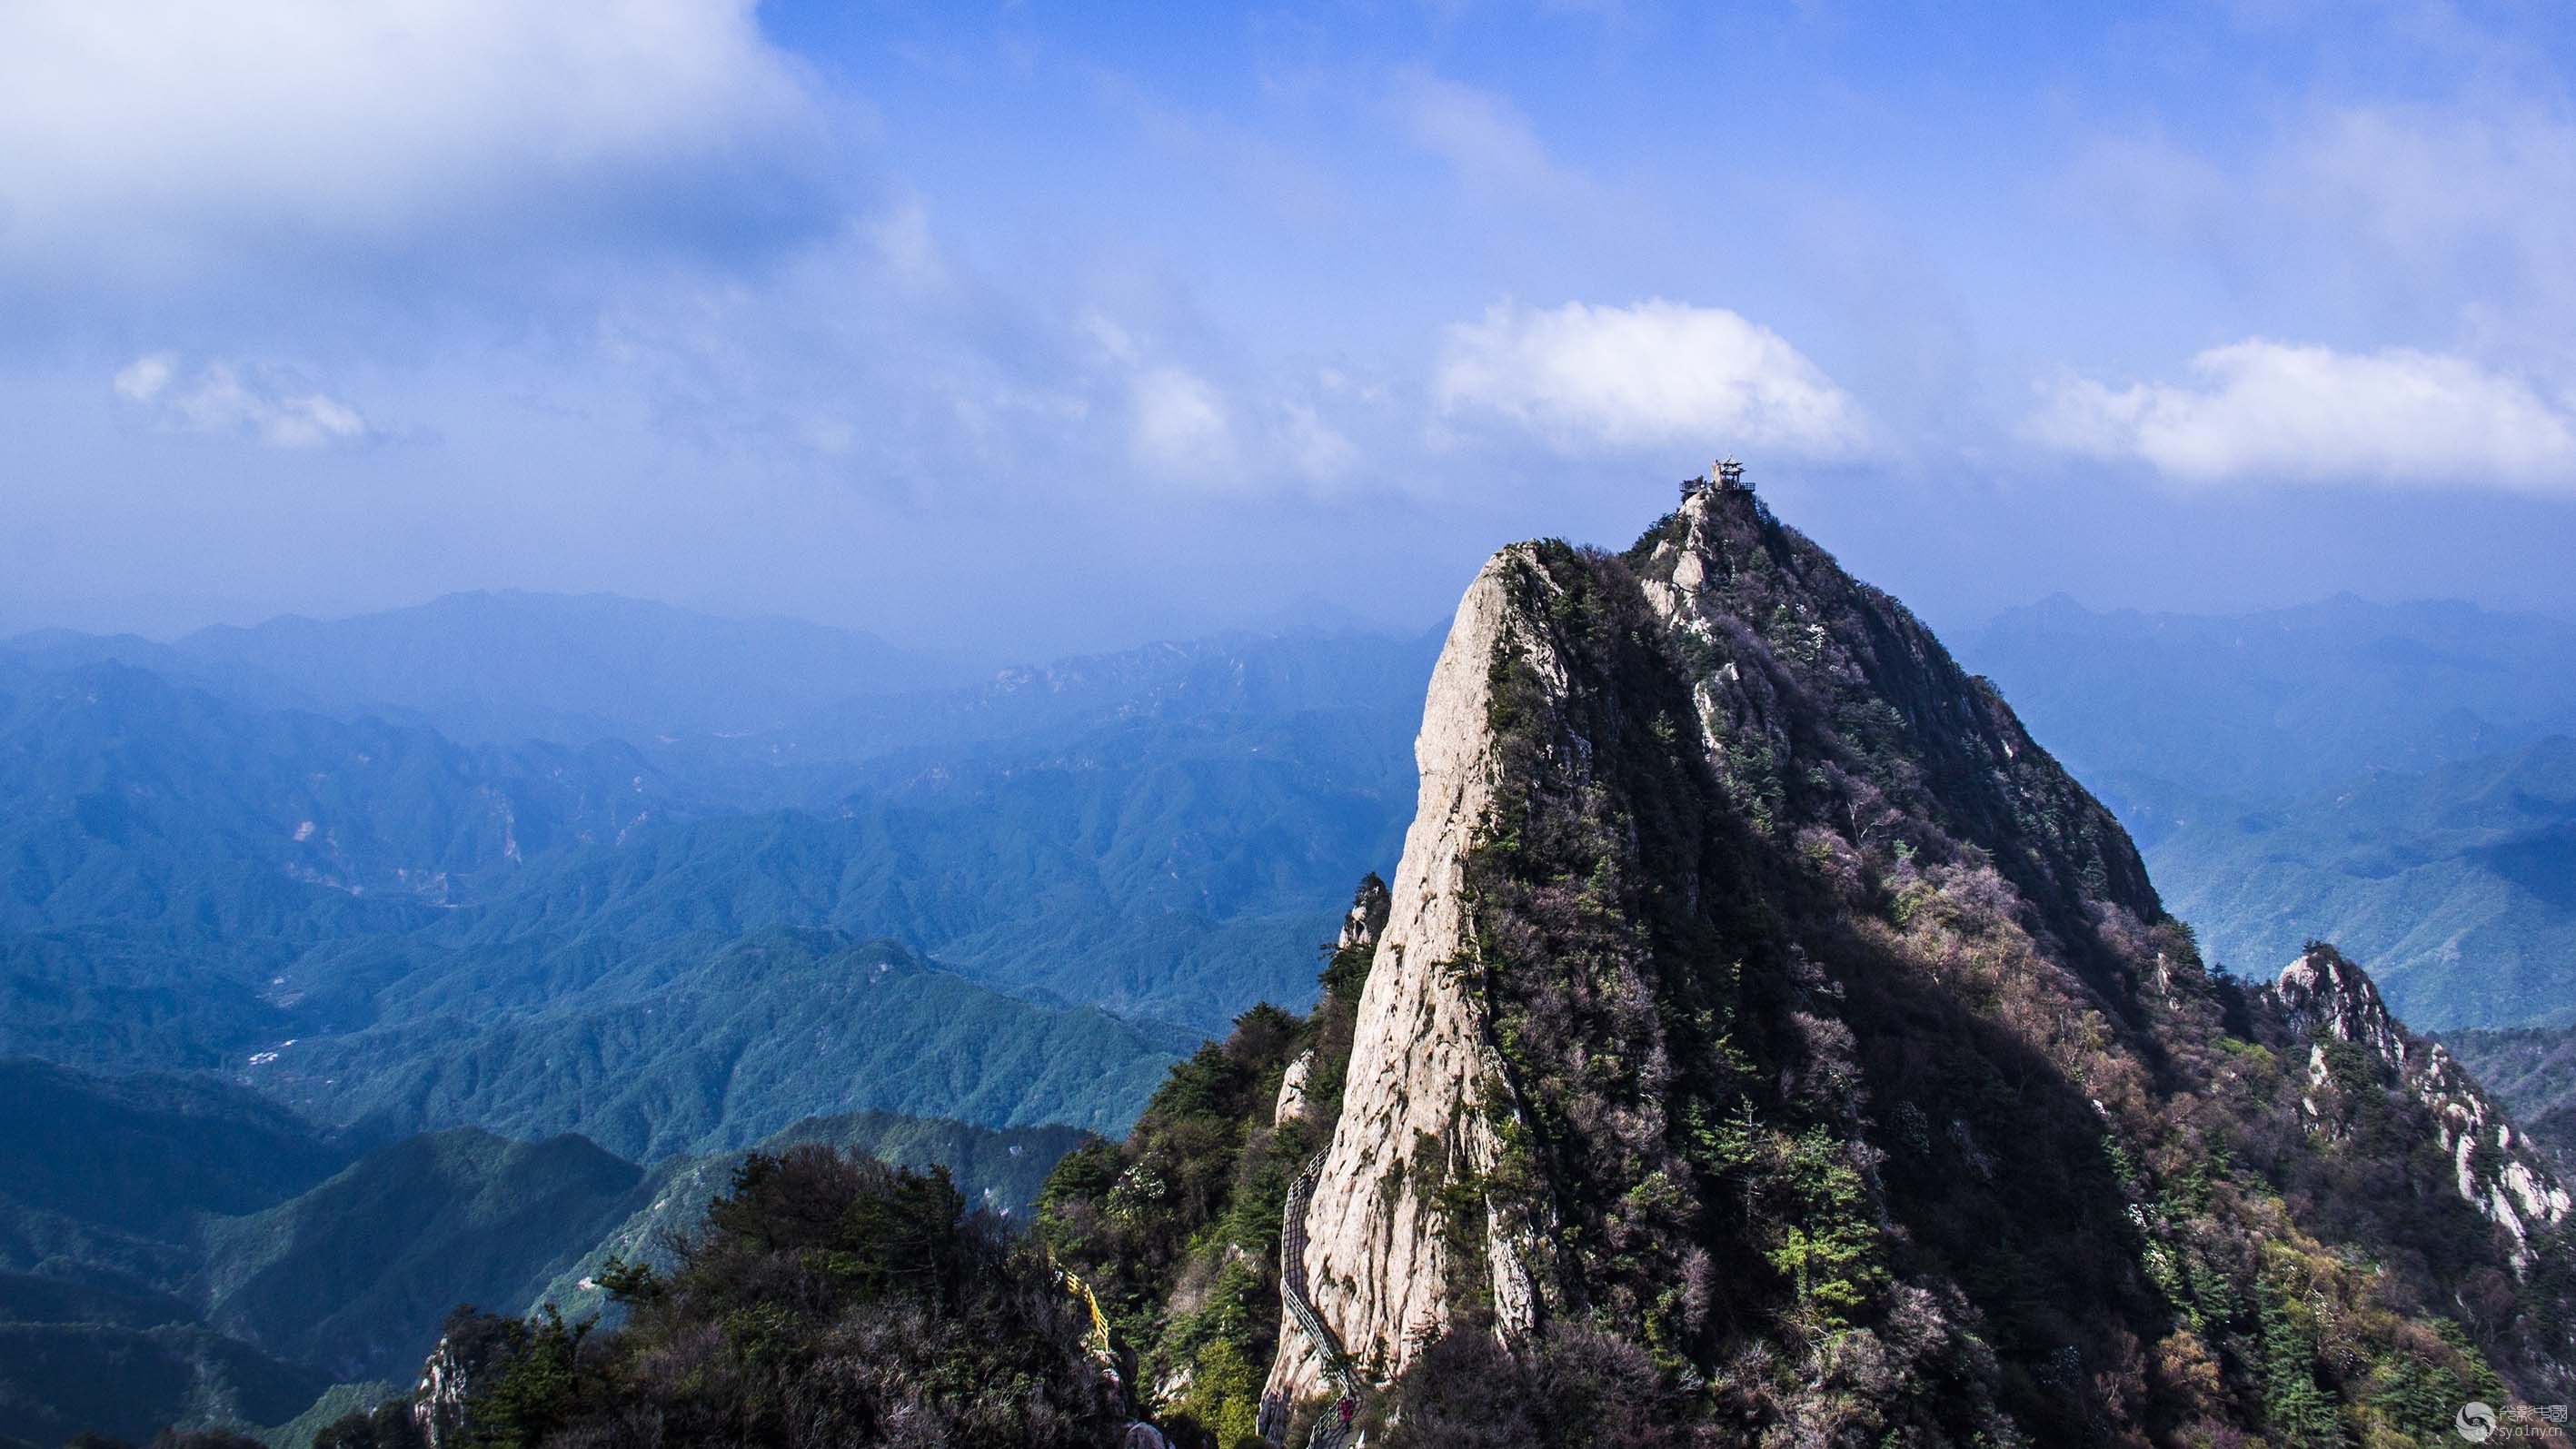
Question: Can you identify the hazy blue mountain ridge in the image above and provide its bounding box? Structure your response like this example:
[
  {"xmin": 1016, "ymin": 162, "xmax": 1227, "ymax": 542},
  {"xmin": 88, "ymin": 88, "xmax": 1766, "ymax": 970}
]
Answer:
[
  {"xmin": 194, "ymin": 1126, "xmax": 646, "ymax": 1381},
  {"xmin": 0, "ymin": 609, "xmax": 1433, "ymax": 1136},
  {"xmin": 0, "ymin": 656, "xmax": 677, "ymax": 928},
  {"xmin": 162, "ymin": 590, "xmax": 953, "ymax": 747},
  {"xmin": 1962, "ymin": 592, "xmax": 2576, "ymax": 1026},
  {"xmin": 0, "ymin": 1318, "xmax": 328, "ymax": 1447},
  {"xmin": 0, "ymin": 1060, "xmax": 350, "ymax": 1446},
  {"xmin": 0, "ymin": 1056, "xmax": 1108, "ymax": 1445},
  {"xmin": 250, "ymin": 931, "xmax": 1189, "ymax": 1159},
  {"xmin": 2145, "ymin": 737, "xmax": 2576, "ymax": 1027},
  {"xmin": 1964, "ymin": 591, "xmax": 2576, "ymax": 801},
  {"xmin": 0, "ymin": 1057, "xmax": 346, "ymax": 1233}
]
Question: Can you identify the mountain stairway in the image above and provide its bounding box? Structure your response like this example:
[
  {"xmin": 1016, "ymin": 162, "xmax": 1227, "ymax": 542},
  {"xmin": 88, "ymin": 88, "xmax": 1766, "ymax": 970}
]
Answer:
[{"xmin": 1258, "ymin": 1151, "xmax": 1365, "ymax": 1447}]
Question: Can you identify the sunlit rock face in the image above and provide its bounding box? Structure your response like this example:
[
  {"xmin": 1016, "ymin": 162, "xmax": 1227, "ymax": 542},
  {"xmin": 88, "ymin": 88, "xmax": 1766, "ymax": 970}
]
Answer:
[
  {"xmin": 1254, "ymin": 485, "xmax": 2576, "ymax": 1438},
  {"xmin": 1264, "ymin": 551, "xmax": 1554, "ymax": 1405},
  {"xmin": 2272, "ymin": 942, "xmax": 2571, "ymax": 1260}
]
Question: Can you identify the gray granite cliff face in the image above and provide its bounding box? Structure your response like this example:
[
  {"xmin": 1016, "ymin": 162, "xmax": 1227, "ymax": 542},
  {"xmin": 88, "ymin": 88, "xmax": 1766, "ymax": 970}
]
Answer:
[
  {"xmin": 1246, "ymin": 489, "xmax": 2576, "ymax": 1431},
  {"xmin": 1261, "ymin": 550, "xmax": 1559, "ymax": 1406}
]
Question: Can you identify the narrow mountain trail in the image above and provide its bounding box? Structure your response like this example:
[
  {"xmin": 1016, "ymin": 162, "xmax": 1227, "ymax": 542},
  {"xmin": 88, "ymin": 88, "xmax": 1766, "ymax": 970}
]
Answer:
[
  {"xmin": 1262, "ymin": 1150, "xmax": 1365, "ymax": 1447},
  {"xmin": 1058, "ymin": 1267, "xmax": 1173, "ymax": 1448}
]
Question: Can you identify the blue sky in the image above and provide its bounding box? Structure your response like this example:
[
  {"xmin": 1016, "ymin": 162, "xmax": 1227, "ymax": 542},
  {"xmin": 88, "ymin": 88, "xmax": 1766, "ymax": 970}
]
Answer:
[{"xmin": 4, "ymin": 1, "xmax": 2573, "ymax": 659}]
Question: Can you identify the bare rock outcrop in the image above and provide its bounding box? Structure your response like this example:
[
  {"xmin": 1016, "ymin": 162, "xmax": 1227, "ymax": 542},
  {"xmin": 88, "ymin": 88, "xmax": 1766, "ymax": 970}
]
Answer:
[
  {"xmin": 2273, "ymin": 943, "xmax": 2410, "ymax": 1074},
  {"xmin": 1260, "ymin": 551, "xmax": 1557, "ymax": 1408},
  {"xmin": 1273, "ymin": 1049, "xmax": 1317, "ymax": 1126},
  {"xmin": 1238, "ymin": 483, "xmax": 2576, "ymax": 1435},
  {"xmin": 2272, "ymin": 943, "xmax": 2571, "ymax": 1260},
  {"xmin": 409, "ymin": 1329, "xmax": 482, "ymax": 1449}
]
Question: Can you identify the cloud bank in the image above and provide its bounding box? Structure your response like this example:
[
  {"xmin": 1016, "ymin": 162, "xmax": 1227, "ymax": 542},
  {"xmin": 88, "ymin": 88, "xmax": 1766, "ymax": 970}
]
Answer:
[
  {"xmin": 114, "ymin": 353, "xmax": 370, "ymax": 449},
  {"xmin": 1434, "ymin": 300, "xmax": 1869, "ymax": 458},
  {"xmin": 2029, "ymin": 341, "xmax": 2576, "ymax": 492},
  {"xmin": 0, "ymin": 0, "xmax": 831, "ymax": 291}
]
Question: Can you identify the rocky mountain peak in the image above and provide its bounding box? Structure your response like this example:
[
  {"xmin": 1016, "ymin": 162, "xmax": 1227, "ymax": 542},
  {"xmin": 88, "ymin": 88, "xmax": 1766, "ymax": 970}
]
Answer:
[
  {"xmin": 1241, "ymin": 487, "xmax": 2576, "ymax": 1442},
  {"xmin": 2272, "ymin": 940, "xmax": 2409, "ymax": 1074},
  {"xmin": 1262, "ymin": 549, "xmax": 1555, "ymax": 1408},
  {"xmin": 2269, "ymin": 941, "xmax": 2571, "ymax": 1261}
]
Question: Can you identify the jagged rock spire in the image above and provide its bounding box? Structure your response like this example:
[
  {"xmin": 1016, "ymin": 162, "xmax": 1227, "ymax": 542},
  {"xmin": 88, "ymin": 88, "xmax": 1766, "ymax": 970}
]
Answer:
[
  {"xmin": 2270, "ymin": 942, "xmax": 2571, "ymax": 1263},
  {"xmin": 2273, "ymin": 940, "xmax": 2409, "ymax": 1072}
]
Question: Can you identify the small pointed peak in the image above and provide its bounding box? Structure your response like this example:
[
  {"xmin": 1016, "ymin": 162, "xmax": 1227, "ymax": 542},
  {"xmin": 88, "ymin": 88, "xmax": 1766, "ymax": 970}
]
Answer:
[
  {"xmin": 2276, "ymin": 940, "xmax": 2379, "ymax": 1005},
  {"xmin": 1340, "ymin": 872, "xmax": 1392, "ymax": 950},
  {"xmin": 2273, "ymin": 941, "xmax": 2407, "ymax": 1075}
]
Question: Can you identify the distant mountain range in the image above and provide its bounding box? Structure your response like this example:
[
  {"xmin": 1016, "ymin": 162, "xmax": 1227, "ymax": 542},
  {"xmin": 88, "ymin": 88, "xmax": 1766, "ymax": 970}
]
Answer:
[
  {"xmin": 0, "ymin": 591, "xmax": 1437, "ymax": 1063},
  {"xmin": 1961, "ymin": 593, "xmax": 2576, "ymax": 1027},
  {"xmin": 0, "ymin": 591, "xmax": 1440, "ymax": 1439},
  {"xmin": 13, "ymin": 582, "xmax": 2574, "ymax": 1042},
  {"xmin": 7, "ymin": 590, "xmax": 957, "ymax": 747},
  {"xmin": 0, "ymin": 1056, "xmax": 1090, "ymax": 1446},
  {"xmin": 2143, "ymin": 738, "xmax": 2576, "ymax": 1028},
  {"xmin": 1961, "ymin": 591, "xmax": 2576, "ymax": 805},
  {"xmin": 10, "ymin": 581, "xmax": 2576, "ymax": 1442}
]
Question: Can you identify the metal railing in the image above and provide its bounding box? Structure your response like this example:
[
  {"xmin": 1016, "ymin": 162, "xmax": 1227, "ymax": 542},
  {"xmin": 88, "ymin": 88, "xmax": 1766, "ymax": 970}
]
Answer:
[{"xmin": 1266, "ymin": 1150, "xmax": 1365, "ymax": 1447}]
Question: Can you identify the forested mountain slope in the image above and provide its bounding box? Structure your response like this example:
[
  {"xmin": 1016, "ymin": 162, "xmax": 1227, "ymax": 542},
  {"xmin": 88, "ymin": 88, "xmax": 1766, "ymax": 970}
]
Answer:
[
  {"xmin": 0, "ymin": 1057, "xmax": 1086, "ymax": 1447},
  {"xmin": 2144, "ymin": 737, "xmax": 2576, "ymax": 1028},
  {"xmin": 1050, "ymin": 488, "xmax": 2576, "ymax": 1446},
  {"xmin": 253, "ymin": 931, "xmax": 1186, "ymax": 1157},
  {"xmin": 374, "ymin": 485, "xmax": 2576, "ymax": 1447}
]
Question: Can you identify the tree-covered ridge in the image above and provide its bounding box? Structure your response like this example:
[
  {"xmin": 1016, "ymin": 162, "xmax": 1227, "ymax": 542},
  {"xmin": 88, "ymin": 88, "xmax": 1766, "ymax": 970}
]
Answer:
[
  {"xmin": 313, "ymin": 1148, "xmax": 1126, "ymax": 1449},
  {"xmin": 0, "ymin": 1055, "xmax": 1100, "ymax": 1449},
  {"xmin": 1032, "ymin": 875, "xmax": 1386, "ymax": 1448},
  {"xmin": 194, "ymin": 1129, "xmax": 647, "ymax": 1383},
  {"xmin": 1334, "ymin": 493, "xmax": 2571, "ymax": 1444},
  {"xmin": 530, "ymin": 1110, "xmax": 1089, "ymax": 1325},
  {"xmin": 0, "ymin": 1059, "xmax": 352, "ymax": 1448}
]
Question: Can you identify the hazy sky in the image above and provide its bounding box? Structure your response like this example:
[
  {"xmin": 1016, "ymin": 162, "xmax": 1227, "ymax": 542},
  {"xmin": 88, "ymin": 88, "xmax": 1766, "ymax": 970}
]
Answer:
[{"xmin": 5, "ymin": 0, "xmax": 2575, "ymax": 660}]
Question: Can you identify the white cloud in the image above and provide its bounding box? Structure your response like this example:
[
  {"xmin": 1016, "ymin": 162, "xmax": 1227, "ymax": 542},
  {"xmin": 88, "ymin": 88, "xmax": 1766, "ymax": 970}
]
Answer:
[
  {"xmin": 115, "ymin": 355, "xmax": 370, "ymax": 449},
  {"xmin": 1275, "ymin": 401, "xmax": 1358, "ymax": 482},
  {"xmin": 868, "ymin": 199, "xmax": 949, "ymax": 293},
  {"xmin": 113, "ymin": 353, "xmax": 174, "ymax": 402},
  {"xmin": 1394, "ymin": 72, "xmax": 1573, "ymax": 197},
  {"xmin": 1434, "ymin": 299, "xmax": 1870, "ymax": 457},
  {"xmin": 1081, "ymin": 316, "xmax": 1365, "ymax": 491},
  {"xmin": 2068, "ymin": 97, "xmax": 2576, "ymax": 368},
  {"xmin": 0, "ymin": 0, "xmax": 826, "ymax": 283},
  {"xmin": 1130, "ymin": 366, "xmax": 1238, "ymax": 478},
  {"xmin": 2027, "ymin": 340, "xmax": 2576, "ymax": 491}
]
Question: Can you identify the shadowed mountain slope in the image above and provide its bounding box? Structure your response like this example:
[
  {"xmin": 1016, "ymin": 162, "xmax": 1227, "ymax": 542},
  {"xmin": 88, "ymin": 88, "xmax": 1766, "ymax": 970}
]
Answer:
[{"xmin": 1043, "ymin": 486, "xmax": 2575, "ymax": 1447}]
